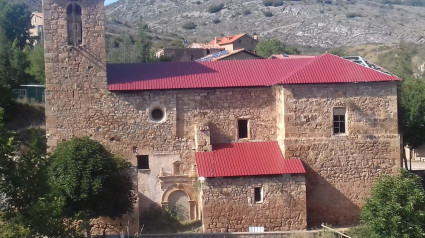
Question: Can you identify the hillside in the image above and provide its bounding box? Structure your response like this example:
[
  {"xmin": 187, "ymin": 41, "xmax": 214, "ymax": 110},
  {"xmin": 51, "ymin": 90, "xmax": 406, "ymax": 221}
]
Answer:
[
  {"xmin": 15, "ymin": 0, "xmax": 425, "ymax": 51},
  {"xmin": 10, "ymin": 0, "xmax": 41, "ymax": 11},
  {"xmin": 106, "ymin": 0, "xmax": 425, "ymax": 50}
]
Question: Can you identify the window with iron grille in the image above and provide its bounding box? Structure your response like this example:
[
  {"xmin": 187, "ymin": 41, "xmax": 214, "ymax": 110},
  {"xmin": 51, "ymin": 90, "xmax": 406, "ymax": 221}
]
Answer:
[{"xmin": 333, "ymin": 107, "xmax": 346, "ymax": 134}]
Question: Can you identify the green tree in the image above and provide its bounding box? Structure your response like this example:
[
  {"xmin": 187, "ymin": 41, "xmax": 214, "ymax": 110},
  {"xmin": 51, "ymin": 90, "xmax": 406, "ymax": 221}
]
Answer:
[
  {"xmin": 361, "ymin": 170, "xmax": 425, "ymax": 238},
  {"xmin": 399, "ymin": 77, "xmax": 425, "ymax": 149},
  {"xmin": 0, "ymin": 30, "xmax": 31, "ymax": 109},
  {"xmin": 136, "ymin": 24, "xmax": 153, "ymax": 62},
  {"xmin": 0, "ymin": 218, "xmax": 31, "ymax": 238},
  {"xmin": 0, "ymin": 0, "xmax": 33, "ymax": 49},
  {"xmin": 49, "ymin": 137, "xmax": 135, "ymax": 237},
  {"xmin": 26, "ymin": 44, "xmax": 45, "ymax": 84},
  {"xmin": 255, "ymin": 38, "xmax": 300, "ymax": 58},
  {"xmin": 376, "ymin": 43, "xmax": 425, "ymax": 167}
]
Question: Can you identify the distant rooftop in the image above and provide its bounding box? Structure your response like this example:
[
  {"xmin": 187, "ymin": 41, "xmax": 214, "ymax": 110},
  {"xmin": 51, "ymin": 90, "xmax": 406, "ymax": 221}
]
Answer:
[{"xmin": 209, "ymin": 33, "xmax": 246, "ymax": 46}]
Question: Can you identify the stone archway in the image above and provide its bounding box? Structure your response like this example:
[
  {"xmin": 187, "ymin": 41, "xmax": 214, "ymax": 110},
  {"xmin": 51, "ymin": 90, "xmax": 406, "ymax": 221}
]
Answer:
[
  {"xmin": 168, "ymin": 190, "xmax": 190, "ymax": 220},
  {"xmin": 162, "ymin": 184, "xmax": 198, "ymax": 220}
]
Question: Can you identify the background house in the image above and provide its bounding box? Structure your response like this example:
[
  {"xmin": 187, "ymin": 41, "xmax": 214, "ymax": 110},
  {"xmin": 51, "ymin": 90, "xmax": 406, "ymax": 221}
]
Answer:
[{"xmin": 15, "ymin": 85, "xmax": 45, "ymax": 103}]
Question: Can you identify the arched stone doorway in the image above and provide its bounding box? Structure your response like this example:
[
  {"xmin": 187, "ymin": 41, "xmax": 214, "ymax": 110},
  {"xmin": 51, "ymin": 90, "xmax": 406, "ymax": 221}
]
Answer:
[
  {"xmin": 168, "ymin": 190, "xmax": 190, "ymax": 220},
  {"xmin": 162, "ymin": 184, "xmax": 198, "ymax": 220}
]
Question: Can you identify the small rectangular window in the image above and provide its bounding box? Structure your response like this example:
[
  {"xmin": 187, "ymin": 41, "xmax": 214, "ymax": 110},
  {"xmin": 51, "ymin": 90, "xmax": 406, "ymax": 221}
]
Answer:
[
  {"xmin": 238, "ymin": 119, "xmax": 248, "ymax": 139},
  {"xmin": 137, "ymin": 155, "xmax": 149, "ymax": 170},
  {"xmin": 254, "ymin": 187, "xmax": 263, "ymax": 203},
  {"xmin": 333, "ymin": 108, "xmax": 346, "ymax": 134}
]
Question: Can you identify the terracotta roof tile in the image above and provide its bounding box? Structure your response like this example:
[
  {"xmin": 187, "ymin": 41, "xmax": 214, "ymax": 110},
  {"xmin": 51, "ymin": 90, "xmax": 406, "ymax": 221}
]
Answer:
[{"xmin": 209, "ymin": 34, "xmax": 246, "ymax": 45}]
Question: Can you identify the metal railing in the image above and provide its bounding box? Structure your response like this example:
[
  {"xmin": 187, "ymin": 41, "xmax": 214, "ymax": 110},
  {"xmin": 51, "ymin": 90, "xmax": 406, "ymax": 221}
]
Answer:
[{"xmin": 321, "ymin": 224, "xmax": 351, "ymax": 238}]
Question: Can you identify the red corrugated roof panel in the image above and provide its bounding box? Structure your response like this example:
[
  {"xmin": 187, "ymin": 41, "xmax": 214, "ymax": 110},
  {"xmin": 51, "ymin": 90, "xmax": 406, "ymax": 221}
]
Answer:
[
  {"xmin": 107, "ymin": 53, "xmax": 400, "ymax": 91},
  {"xmin": 195, "ymin": 141, "xmax": 305, "ymax": 178}
]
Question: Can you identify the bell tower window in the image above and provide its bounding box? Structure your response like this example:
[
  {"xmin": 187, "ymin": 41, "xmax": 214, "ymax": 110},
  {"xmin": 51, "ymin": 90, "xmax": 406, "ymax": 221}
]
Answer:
[{"xmin": 67, "ymin": 3, "xmax": 82, "ymax": 46}]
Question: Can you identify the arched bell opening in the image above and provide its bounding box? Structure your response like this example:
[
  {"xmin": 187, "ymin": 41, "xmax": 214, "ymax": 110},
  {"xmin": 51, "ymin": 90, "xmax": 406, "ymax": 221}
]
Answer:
[{"xmin": 66, "ymin": 3, "xmax": 82, "ymax": 46}]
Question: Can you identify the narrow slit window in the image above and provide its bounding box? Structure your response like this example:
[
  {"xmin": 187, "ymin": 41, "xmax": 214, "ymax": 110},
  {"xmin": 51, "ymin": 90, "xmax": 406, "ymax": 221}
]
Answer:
[
  {"xmin": 238, "ymin": 119, "xmax": 248, "ymax": 139},
  {"xmin": 254, "ymin": 187, "xmax": 263, "ymax": 203},
  {"xmin": 67, "ymin": 3, "xmax": 82, "ymax": 46},
  {"xmin": 333, "ymin": 107, "xmax": 346, "ymax": 134},
  {"xmin": 137, "ymin": 155, "xmax": 149, "ymax": 170}
]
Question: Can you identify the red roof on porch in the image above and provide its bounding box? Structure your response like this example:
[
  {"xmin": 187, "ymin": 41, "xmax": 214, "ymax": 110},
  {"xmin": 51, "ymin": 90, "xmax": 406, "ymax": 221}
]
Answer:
[
  {"xmin": 107, "ymin": 53, "xmax": 400, "ymax": 91},
  {"xmin": 195, "ymin": 141, "xmax": 305, "ymax": 178}
]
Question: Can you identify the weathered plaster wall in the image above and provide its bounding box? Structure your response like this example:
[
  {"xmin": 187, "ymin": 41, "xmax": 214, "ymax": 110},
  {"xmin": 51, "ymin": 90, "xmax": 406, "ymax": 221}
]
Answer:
[
  {"xmin": 202, "ymin": 175, "xmax": 307, "ymax": 232},
  {"xmin": 281, "ymin": 82, "xmax": 400, "ymax": 226}
]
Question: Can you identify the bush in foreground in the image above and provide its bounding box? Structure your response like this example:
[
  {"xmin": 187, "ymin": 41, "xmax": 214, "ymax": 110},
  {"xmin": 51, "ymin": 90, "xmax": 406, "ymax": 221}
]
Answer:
[{"xmin": 361, "ymin": 169, "xmax": 425, "ymax": 238}]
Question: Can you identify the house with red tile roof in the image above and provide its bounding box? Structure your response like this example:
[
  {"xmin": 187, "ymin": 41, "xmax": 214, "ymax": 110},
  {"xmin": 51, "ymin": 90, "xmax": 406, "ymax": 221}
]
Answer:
[
  {"xmin": 208, "ymin": 33, "xmax": 259, "ymax": 52},
  {"xmin": 43, "ymin": 0, "xmax": 401, "ymax": 235}
]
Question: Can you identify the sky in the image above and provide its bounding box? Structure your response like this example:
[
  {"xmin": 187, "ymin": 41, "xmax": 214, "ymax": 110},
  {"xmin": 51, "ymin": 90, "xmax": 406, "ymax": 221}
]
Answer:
[{"xmin": 104, "ymin": 0, "xmax": 118, "ymax": 5}]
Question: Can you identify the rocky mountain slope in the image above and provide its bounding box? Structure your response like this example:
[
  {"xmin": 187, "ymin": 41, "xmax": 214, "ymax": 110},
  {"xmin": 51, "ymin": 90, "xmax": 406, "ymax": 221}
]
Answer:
[{"xmin": 106, "ymin": 0, "xmax": 425, "ymax": 49}]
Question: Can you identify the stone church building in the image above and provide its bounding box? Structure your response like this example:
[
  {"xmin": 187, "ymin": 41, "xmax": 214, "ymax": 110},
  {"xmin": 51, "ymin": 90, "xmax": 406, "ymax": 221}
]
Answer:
[{"xmin": 42, "ymin": 0, "xmax": 401, "ymax": 235}]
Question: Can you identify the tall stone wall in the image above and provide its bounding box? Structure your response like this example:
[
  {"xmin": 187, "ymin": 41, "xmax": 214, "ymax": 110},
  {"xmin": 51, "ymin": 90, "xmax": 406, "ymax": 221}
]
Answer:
[
  {"xmin": 202, "ymin": 175, "xmax": 307, "ymax": 232},
  {"xmin": 42, "ymin": 0, "xmax": 132, "ymax": 235},
  {"xmin": 281, "ymin": 82, "xmax": 400, "ymax": 226}
]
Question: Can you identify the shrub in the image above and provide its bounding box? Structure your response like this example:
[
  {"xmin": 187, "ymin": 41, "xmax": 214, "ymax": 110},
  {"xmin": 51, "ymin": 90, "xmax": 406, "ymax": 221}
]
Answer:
[
  {"xmin": 194, "ymin": 0, "xmax": 201, "ymax": 4},
  {"xmin": 361, "ymin": 170, "xmax": 425, "ymax": 238},
  {"xmin": 346, "ymin": 12, "xmax": 361, "ymax": 18},
  {"xmin": 255, "ymin": 38, "xmax": 300, "ymax": 58},
  {"xmin": 262, "ymin": 0, "xmax": 274, "ymax": 6},
  {"xmin": 182, "ymin": 22, "xmax": 197, "ymax": 30},
  {"xmin": 272, "ymin": 0, "xmax": 284, "ymax": 6},
  {"xmin": 263, "ymin": 0, "xmax": 284, "ymax": 6},
  {"xmin": 212, "ymin": 18, "xmax": 221, "ymax": 24},
  {"xmin": 242, "ymin": 9, "xmax": 251, "ymax": 15},
  {"xmin": 207, "ymin": 3, "xmax": 224, "ymax": 13},
  {"xmin": 263, "ymin": 11, "xmax": 273, "ymax": 17}
]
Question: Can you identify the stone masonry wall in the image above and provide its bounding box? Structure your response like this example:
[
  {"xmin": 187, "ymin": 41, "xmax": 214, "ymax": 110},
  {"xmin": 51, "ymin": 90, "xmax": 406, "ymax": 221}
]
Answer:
[
  {"xmin": 202, "ymin": 175, "xmax": 307, "ymax": 232},
  {"xmin": 44, "ymin": 0, "xmax": 278, "ymax": 233},
  {"xmin": 43, "ymin": 0, "xmax": 401, "ymax": 232},
  {"xmin": 281, "ymin": 82, "xmax": 400, "ymax": 227}
]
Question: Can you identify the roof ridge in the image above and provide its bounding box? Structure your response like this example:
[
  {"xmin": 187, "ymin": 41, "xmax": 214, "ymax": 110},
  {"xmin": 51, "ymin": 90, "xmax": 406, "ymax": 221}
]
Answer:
[{"xmin": 275, "ymin": 54, "xmax": 322, "ymax": 85}]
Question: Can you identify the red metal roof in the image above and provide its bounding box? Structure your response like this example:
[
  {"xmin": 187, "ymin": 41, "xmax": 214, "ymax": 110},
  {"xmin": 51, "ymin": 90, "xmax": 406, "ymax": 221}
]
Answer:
[
  {"xmin": 107, "ymin": 53, "xmax": 400, "ymax": 91},
  {"xmin": 196, "ymin": 141, "xmax": 305, "ymax": 178}
]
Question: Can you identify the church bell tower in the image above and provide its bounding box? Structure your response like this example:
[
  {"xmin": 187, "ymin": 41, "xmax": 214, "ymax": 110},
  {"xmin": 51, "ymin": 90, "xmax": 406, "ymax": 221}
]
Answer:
[
  {"xmin": 42, "ymin": 0, "xmax": 139, "ymax": 235},
  {"xmin": 42, "ymin": 0, "xmax": 108, "ymax": 148}
]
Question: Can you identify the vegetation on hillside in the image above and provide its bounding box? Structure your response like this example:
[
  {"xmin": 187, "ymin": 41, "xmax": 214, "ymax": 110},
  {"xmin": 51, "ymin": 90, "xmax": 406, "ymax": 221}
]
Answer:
[
  {"xmin": 207, "ymin": 3, "xmax": 225, "ymax": 13},
  {"xmin": 255, "ymin": 38, "xmax": 300, "ymax": 58},
  {"xmin": 107, "ymin": 23, "xmax": 160, "ymax": 63}
]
